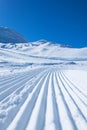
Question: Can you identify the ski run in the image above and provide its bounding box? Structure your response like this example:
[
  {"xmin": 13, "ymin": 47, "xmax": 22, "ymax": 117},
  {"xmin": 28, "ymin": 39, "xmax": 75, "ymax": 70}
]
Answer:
[
  {"xmin": 0, "ymin": 67, "xmax": 87, "ymax": 130},
  {"xmin": 0, "ymin": 41, "xmax": 87, "ymax": 130}
]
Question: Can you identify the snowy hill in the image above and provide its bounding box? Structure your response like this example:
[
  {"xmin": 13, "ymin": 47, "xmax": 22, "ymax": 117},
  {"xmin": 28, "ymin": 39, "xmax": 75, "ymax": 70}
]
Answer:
[
  {"xmin": 0, "ymin": 27, "xmax": 28, "ymax": 43},
  {"xmin": 0, "ymin": 40, "xmax": 87, "ymax": 72},
  {"xmin": 0, "ymin": 40, "xmax": 87, "ymax": 130}
]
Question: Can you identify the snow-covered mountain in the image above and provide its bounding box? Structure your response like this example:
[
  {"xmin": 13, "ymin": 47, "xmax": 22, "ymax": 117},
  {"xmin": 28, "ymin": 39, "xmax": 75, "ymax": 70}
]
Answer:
[
  {"xmin": 0, "ymin": 27, "xmax": 28, "ymax": 43},
  {"xmin": 0, "ymin": 36, "xmax": 87, "ymax": 130},
  {"xmin": 0, "ymin": 40, "xmax": 87, "ymax": 69}
]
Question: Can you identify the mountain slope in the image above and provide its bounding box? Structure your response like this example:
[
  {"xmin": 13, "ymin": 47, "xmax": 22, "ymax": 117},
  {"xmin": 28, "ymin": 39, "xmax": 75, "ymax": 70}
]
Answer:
[
  {"xmin": 0, "ymin": 27, "xmax": 28, "ymax": 43},
  {"xmin": 0, "ymin": 40, "xmax": 87, "ymax": 130},
  {"xmin": 0, "ymin": 41, "xmax": 87, "ymax": 70},
  {"xmin": 0, "ymin": 68, "xmax": 87, "ymax": 130}
]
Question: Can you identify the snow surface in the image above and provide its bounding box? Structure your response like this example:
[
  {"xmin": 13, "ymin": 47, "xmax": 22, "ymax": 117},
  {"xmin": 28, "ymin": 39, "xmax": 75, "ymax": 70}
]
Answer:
[{"xmin": 0, "ymin": 41, "xmax": 87, "ymax": 130}]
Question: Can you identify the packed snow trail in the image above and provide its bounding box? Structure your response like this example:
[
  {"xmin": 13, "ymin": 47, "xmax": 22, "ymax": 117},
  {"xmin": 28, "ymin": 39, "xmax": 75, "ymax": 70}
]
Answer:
[{"xmin": 0, "ymin": 67, "xmax": 87, "ymax": 130}]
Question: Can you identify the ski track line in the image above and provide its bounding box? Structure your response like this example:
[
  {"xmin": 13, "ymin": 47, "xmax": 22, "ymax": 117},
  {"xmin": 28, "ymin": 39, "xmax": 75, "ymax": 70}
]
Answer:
[
  {"xmin": 0, "ymin": 70, "xmax": 33, "ymax": 85},
  {"xmin": 0, "ymin": 67, "xmax": 48, "ymax": 86},
  {"xmin": 61, "ymin": 72, "xmax": 87, "ymax": 98},
  {"xmin": 51, "ymin": 72, "xmax": 62, "ymax": 130},
  {"xmin": 56, "ymin": 72, "xmax": 78, "ymax": 130},
  {"xmin": 59, "ymin": 73, "xmax": 87, "ymax": 122},
  {"xmin": 35, "ymin": 72, "xmax": 50, "ymax": 130},
  {"xmin": 0, "ymin": 73, "xmax": 22, "ymax": 82},
  {"xmin": 61, "ymin": 72, "xmax": 87, "ymax": 101},
  {"xmin": 58, "ymin": 72, "xmax": 87, "ymax": 130},
  {"xmin": 60, "ymin": 72, "xmax": 87, "ymax": 117},
  {"xmin": 0, "ymin": 73, "xmax": 32, "ymax": 90},
  {"xmin": 62, "ymin": 72, "xmax": 87, "ymax": 104},
  {"xmin": 0, "ymin": 68, "xmax": 87, "ymax": 130},
  {"xmin": 0, "ymin": 75, "xmax": 35, "ymax": 101},
  {"xmin": 54, "ymin": 72, "xmax": 74, "ymax": 130},
  {"xmin": 0, "ymin": 75, "xmax": 38, "ymax": 106},
  {"xmin": 0, "ymin": 72, "xmax": 29, "ymax": 86},
  {"xmin": 25, "ymin": 73, "xmax": 50, "ymax": 130},
  {"xmin": 7, "ymin": 72, "xmax": 49, "ymax": 130},
  {"xmin": 0, "ymin": 78, "xmax": 33, "ymax": 104},
  {"xmin": 0, "ymin": 67, "xmax": 45, "ymax": 94},
  {"xmin": 0, "ymin": 72, "xmax": 34, "ymax": 93},
  {"xmin": 0, "ymin": 67, "xmax": 39, "ymax": 82},
  {"xmin": 60, "ymin": 72, "xmax": 87, "ymax": 107},
  {"xmin": 0, "ymin": 69, "xmax": 49, "ymax": 105},
  {"xmin": 0, "ymin": 72, "xmax": 48, "ymax": 130},
  {"xmin": 0, "ymin": 68, "xmax": 45, "ymax": 88},
  {"xmin": 44, "ymin": 73, "xmax": 56, "ymax": 130},
  {"xmin": 0, "ymin": 68, "xmax": 48, "ymax": 101}
]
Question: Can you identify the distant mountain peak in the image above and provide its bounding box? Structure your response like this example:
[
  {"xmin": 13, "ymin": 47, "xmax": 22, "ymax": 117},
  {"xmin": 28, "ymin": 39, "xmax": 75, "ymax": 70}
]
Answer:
[
  {"xmin": 0, "ymin": 26, "xmax": 28, "ymax": 43},
  {"xmin": 37, "ymin": 39, "xmax": 48, "ymax": 43},
  {"xmin": 33, "ymin": 39, "xmax": 71, "ymax": 48}
]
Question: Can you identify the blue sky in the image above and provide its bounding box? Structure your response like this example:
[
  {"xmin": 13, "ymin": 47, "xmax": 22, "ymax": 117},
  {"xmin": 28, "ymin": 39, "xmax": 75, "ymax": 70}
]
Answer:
[{"xmin": 0, "ymin": 0, "xmax": 87, "ymax": 47}]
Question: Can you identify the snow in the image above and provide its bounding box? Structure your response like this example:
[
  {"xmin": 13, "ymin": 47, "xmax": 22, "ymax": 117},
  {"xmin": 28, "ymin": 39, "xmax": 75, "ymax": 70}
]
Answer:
[{"xmin": 0, "ymin": 41, "xmax": 87, "ymax": 130}]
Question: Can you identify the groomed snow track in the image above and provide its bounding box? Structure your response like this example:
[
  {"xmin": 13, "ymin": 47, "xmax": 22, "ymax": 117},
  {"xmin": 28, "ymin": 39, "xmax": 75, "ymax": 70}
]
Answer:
[{"xmin": 0, "ymin": 67, "xmax": 87, "ymax": 130}]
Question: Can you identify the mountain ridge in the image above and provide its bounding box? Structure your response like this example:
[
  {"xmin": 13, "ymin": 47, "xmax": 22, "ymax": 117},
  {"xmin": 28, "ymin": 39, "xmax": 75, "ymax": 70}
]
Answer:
[{"xmin": 0, "ymin": 27, "xmax": 28, "ymax": 43}]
